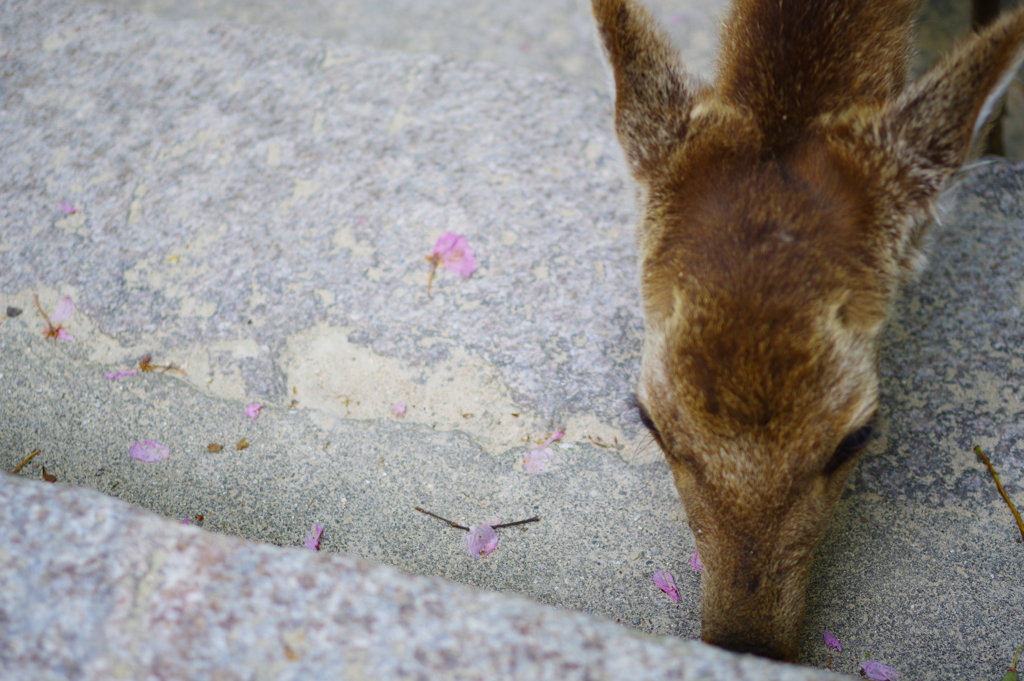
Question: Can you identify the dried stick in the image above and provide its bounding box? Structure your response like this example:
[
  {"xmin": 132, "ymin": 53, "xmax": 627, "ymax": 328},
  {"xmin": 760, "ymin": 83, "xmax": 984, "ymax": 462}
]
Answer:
[
  {"xmin": 974, "ymin": 446, "xmax": 1024, "ymax": 543},
  {"xmin": 492, "ymin": 517, "xmax": 541, "ymax": 529},
  {"xmin": 414, "ymin": 507, "xmax": 469, "ymax": 530},
  {"xmin": 32, "ymin": 295, "xmax": 53, "ymax": 328},
  {"xmin": 12, "ymin": 449, "xmax": 41, "ymax": 474},
  {"xmin": 414, "ymin": 507, "xmax": 540, "ymax": 531}
]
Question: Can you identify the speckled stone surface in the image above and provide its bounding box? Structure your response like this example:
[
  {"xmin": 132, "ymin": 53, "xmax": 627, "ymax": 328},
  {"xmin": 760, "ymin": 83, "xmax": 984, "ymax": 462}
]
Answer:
[
  {"xmin": 0, "ymin": 1, "xmax": 1022, "ymax": 679},
  {"xmin": 0, "ymin": 473, "xmax": 850, "ymax": 681},
  {"xmin": 84, "ymin": 0, "xmax": 726, "ymax": 91},
  {"xmin": 0, "ymin": 0, "xmax": 647, "ymax": 439}
]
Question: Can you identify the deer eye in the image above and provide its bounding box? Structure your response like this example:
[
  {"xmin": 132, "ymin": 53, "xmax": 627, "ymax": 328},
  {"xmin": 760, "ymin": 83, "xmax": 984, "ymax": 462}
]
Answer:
[
  {"xmin": 638, "ymin": 405, "xmax": 659, "ymax": 434},
  {"xmin": 631, "ymin": 395, "xmax": 662, "ymax": 437},
  {"xmin": 825, "ymin": 425, "xmax": 873, "ymax": 475}
]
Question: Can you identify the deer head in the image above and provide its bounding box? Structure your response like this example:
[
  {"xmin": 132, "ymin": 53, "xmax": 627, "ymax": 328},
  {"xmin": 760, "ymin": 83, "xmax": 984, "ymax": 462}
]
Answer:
[{"xmin": 592, "ymin": 0, "xmax": 1024, "ymax": 661}]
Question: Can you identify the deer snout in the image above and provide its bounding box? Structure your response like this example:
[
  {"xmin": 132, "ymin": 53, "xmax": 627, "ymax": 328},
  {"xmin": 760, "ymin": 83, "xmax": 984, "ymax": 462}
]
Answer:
[
  {"xmin": 702, "ymin": 622, "xmax": 800, "ymax": 662},
  {"xmin": 700, "ymin": 585, "xmax": 804, "ymax": 661},
  {"xmin": 696, "ymin": 530, "xmax": 817, "ymax": 661}
]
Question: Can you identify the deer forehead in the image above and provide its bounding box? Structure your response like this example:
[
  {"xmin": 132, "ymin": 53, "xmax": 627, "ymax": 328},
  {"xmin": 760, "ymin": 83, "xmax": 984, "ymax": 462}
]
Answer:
[
  {"xmin": 639, "ymin": 300, "xmax": 879, "ymax": 449},
  {"xmin": 635, "ymin": 146, "xmax": 885, "ymax": 452}
]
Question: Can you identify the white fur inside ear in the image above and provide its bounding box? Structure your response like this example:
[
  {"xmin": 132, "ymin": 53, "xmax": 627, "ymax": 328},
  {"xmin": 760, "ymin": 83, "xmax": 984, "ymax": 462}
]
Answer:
[{"xmin": 971, "ymin": 51, "xmax": 1024, "ymax": 146}]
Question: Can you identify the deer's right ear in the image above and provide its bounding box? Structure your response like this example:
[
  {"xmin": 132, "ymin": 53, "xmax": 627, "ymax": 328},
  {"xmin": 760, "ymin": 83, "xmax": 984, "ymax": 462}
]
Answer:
[
  {"xmin": 882, "ymin": 7, "xmax": 1024, "ymax": 190},
  {"xmin": 592, "ymin": 0, "xmax": 697, "ymax": 176}
]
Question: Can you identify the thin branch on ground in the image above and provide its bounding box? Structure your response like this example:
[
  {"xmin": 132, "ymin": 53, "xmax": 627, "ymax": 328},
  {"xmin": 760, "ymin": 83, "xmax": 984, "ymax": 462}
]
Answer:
[
  {"xmin": 11, "ymin": 449, "xmax": 41, "ymax": 474},
  {"xmin": 414, "ymin": 506, "xmax": 541, "ymax": 531},
  {"xmin": 974, "ymin": 446, "xmax": 1024, "ymax": 543}
]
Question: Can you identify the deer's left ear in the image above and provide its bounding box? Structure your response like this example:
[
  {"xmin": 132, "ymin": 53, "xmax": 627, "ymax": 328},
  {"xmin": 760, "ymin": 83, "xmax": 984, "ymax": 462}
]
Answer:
[
  {"xmin": 883, "ymin": 8, "xmax": 1024, "ymax": 186},
  {"xmin": 591, "ymin": 0, "xmax": 698, "ymax": 177}
]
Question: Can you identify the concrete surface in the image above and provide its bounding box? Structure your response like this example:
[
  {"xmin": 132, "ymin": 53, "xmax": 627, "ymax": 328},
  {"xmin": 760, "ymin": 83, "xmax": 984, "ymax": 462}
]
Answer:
[
  {"xmin": 0, "ymin": 472, "xmax": 851, "ymax": 681},
  {"xmin": 0, "ymin": 0, "xmax": 1022, "ymax": 679},
  {"xmin": 84, "ymin": 0, "xmax": 1024, "ymax": 157}
]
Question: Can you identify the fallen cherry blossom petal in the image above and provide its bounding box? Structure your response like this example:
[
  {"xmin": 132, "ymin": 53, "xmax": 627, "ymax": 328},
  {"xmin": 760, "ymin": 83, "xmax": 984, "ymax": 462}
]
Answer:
[
  {"xmin": 181, "ymin": 516, "xmax": 193, "ymax": 525},
  {"xmin": 129, "ymin": 440, "xmax": 169, "ymax": 462},
  {"xmin": 105, "ymin": 369, "xmax": 137, "ymax": 381},
  {"xmin": 523, "ymin": 446, "xmax": 554, "ymax": 473},
  {"xmin": 34, "ymin": 294, "xmax": 74, "ymax": 341},
  {"xmin": 246, "ymin": 403, "xmax": 263, "ymax": 419},
  {"xmin": 466, "ymin": 524, "xmax": 498, "ymax": 558},
  {"xmin": 58, "ymin": 200, "xmax": 77, "ymax": 215},
  {"xmin": 304, "ymin": 523, "xmax": 325, "ymax": 551},
  {"xmin": 50, "ymin": 296, "xmax": 74, "ymax": 324},
  {"xmin": 823, "ymin": 631, "xmax": 842, "ymax": 652},
  {"xmin": 542, "ymin": 430, "xmax": 565, "ymax": 447},
  {"xmin": 860, "ymin": 660, "xmax": 901, "ymax": 680},
  {"xmin": 430, "ymin": 232, "xmax": 478, "ymax": 277},
  {"xmin": 652, "ymin": 569, "xmax": 679, "ymax": 601},
  {"xmin": 392, "ymin": 402, "xmax": 406, "ymax": 418},
  {"xmin": 690, "ymin": 549, "xmax": 702, "ymax": 572}
]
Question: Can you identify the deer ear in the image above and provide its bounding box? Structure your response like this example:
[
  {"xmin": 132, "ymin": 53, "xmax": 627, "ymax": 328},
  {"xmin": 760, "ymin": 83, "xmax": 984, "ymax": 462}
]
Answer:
[
  {"xmin": 591, "ymin": 0, "xmax": 698, "ymax": 176},
  {"xmin": 885, "ymin": 8, "xmax": 1024, "ymax": 180}
]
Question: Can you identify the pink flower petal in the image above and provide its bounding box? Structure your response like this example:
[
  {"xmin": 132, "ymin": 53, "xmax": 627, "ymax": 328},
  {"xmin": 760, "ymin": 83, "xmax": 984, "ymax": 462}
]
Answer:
[
  {"xmin": 823, "ymin": 631, "xmax": 842, "ymax": 652},
  {"xmin": 55, "ymin": 328, "xmax": 75, "ymax": 341},
  {"xmin": 304, "ymin": 523, "xmax": 324, "ymax": 551},
  {"xmin": 129, "ymin": 440, "xmax": 169, "ymax": 462},
  {"xmin": 431, "ymin": 232, "xmax": 478, "ymax": 277},
  {"xmin": 430, "ymin": 231, "xmax": 461, "ymax": 258},
  {"xmin": 50, "ymin": 296, "xmax": 74, "ymax": 324},
  {"xmin": 245, "ymin": 403, "xmax": 263, "ymax": 419},
  {"xmin": 181, "ymin": 516, "xmax": 193, "ymax": 525},
  {"xmin": 652, "ymin": 569, "xmax": 679, "ymax": 601},
  {"xmin": 541, "ymin": 430, "xmax": 564, "ymax": 447},
  {"xmin": 522, "ymin": 431, "xmax": 564, "ymax": 473},
  {"xmin": 58, "ymin": 200, "xmax": 77, "ymax": 215},
  {"xmin": 860, "ymin": 661, "xmax": 901, "ymax": 680},
  {"xmin": 690, "ymin": 549, "xmax": 702, "ymax": 573},
  {"xmin": 392, "ymin": 402, "xmax": 406, "ymax": 418},
  {"xmin": 105, "ymin": 369, "xmax": 138, "ymax": 381},
  {"xmin": 466, "ymin": 524, "xmax": 498, "ymax": 558},
  {"xmin": 523, "ymin": 446, "xmax": 554, "ymax": 473}
]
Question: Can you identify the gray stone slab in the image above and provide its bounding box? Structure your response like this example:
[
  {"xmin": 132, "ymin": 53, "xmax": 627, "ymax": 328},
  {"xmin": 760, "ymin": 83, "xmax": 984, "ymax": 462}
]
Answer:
[
  {"xmin": 1, "ymin": 0, "xmax": 646, "ymax": 445},
  {"xmin": 81, "ymin": 0, "xmax": 1024, "ymax": 157},
  {"xmin": 0, "ymin": 1, "xmax": 1022, "ymax": 680},
  {"xmin": 0, "ymin": 473, "xmax": 850, "ymax": 681},
  {"xmin": 82, "ymin": 0, "xmax": 725, "ymax": 90}
]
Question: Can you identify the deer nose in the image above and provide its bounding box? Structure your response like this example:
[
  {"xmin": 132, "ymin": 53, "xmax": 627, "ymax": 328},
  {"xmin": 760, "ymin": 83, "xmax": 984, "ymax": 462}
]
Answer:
[
  {"xmin": 699, "ymin": 537, "xmax": 804, "ymax": 661},
  {"xmin": 703, "ymin": 629, "xmax": 797, "ymax": 661}
]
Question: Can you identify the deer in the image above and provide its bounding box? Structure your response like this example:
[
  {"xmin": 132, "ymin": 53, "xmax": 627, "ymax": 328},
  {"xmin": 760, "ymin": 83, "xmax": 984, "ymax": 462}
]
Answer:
[{"xmin": 591, "ymin": 0, "xmax": 1024, "ymax": 662}]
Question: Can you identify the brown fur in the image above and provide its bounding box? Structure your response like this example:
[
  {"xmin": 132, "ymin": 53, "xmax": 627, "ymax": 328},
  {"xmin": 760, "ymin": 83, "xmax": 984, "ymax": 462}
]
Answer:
[{"xmin": 592, "ymin": 0, "xmax": 1024, "ymax": 661}]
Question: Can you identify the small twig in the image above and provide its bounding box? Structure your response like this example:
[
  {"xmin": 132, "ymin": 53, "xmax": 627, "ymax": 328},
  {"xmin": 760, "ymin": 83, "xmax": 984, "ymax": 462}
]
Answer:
[
  {"xmin": 974, "ymin": 446, "xmax": 1024, "ymax": 543},
  {"xmin": 32, "ymin": 294, "xmax": 52, "ymax": 329},
  {"xmin": 425, "ymin": 258, "xmax": 439, "ymax": 297},
  {"xmin": 414, "ymin": 507, "xmax": 541, "ymax": 531},
  {"xmin": 415, "ymin": 507, "xmax": 469, "ymax": 530},
  {"xmin": 138, "ymin": 355, "xmax": 186, "ymax": 376},
  {"xmin": 12, "ymin": 449, "xmax": 41, "ymax": 474},
  {"xmin": 492, "ymin": 516, "xmax": 541, "ymax": 529},
  {"xmin": 1010, "ymin": 643, "xmax": 1024, "ymax": 672}
]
